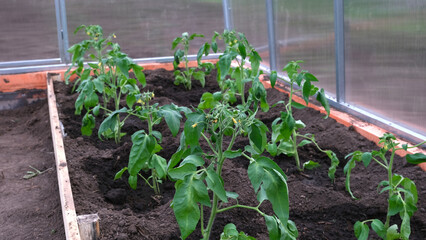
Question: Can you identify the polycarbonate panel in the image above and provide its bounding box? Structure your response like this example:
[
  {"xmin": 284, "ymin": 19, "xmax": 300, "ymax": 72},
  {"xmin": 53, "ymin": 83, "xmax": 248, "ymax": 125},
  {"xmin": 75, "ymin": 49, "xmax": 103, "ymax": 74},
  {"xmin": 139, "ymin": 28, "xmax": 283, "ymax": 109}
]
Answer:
[
  {"xmin": 345, "ymin": 0, "xmax": 426, "ymax": 135},
  {"xmin": 66, "ymin": 0, "xmax": 224, "ymax": 59},
  {"xmin": 231, "ymin": 0, "xmax": 270, "ymax": 67},
  {"xmin": 274, "ymin": 0, "xmax": 336, "ymax": 96},
  {"xmin": 0, "ymin": 1, "xmax": 59, "ymax": 62}
]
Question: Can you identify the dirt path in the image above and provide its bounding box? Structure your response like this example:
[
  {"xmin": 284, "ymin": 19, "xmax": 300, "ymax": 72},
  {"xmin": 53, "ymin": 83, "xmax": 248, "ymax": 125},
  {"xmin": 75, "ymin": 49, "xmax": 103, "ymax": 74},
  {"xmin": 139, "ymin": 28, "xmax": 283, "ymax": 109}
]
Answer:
[{"xmin": 0, "ymin": 101, "xmax": 65, "ymax": 240}]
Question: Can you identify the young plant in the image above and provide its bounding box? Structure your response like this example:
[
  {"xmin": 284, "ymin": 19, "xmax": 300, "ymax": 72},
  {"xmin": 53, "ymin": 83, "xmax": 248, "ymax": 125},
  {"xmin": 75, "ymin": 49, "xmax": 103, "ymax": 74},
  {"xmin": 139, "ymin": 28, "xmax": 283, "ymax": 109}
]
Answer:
[
  {"xmin": 66, "ymin": 25, "xmax": 146, "ymax": 143},
  {"xmin": 113, "ymin": 91, "xmax": 189, "ymax": 195},
  {"xmin": 220, "ymin": 223, "xmax": 255, "ymax": 240},
  {"xmin": 344, "ymin": 133, "xmax": 426, "ymax": 240},
  {"xmin": 171, "ymin": 32, "xmax": 213, "ymax": 90},
  {"xmin": 208, "ymin": 30, "xmax": 263, "ymax": 106},
  {"xmin": 267, "ymin": 61, "xmax": 339, "ymax": 180},
  {"xmin": 168, "ymin": 86, "xmax": 297, "ymax": 239}
]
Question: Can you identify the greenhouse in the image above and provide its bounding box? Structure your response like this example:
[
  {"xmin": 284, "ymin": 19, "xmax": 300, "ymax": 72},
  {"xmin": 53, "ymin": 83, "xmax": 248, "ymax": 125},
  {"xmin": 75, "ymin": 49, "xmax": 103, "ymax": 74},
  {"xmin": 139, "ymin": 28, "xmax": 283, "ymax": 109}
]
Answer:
[{"xmin": 0, "ymin": 1, "xmax": 425, "ymax": 240}]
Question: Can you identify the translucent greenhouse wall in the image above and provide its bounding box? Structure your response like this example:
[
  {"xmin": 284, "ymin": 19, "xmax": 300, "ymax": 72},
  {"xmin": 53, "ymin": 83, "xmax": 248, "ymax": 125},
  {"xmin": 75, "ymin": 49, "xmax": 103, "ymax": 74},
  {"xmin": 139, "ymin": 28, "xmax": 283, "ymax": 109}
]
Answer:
[
  {"xmin": 344, "ymin": 0, "xmax": 426, "ymax": 136},
  {"xmin": 0, "ymin": 1, "xmax": 59, "ymax": 62},
  {"xmin": 0, "ymin": 0, "xmax": 425, "ymax": 141}
]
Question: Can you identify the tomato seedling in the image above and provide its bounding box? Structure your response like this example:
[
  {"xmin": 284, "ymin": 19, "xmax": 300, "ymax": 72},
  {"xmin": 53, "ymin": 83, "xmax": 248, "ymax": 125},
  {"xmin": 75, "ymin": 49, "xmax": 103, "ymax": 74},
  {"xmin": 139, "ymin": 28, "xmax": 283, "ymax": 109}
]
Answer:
[
  {"xmin": 172, "ymin": 32, "xmax": 214, "ymax": 90},
  {"xmin": 344, "ymin": 133, "xmax": 426, "ymax": 240},
  {"xmin": 66, "ymin": 25, "xmax": 145, "ymax": 143},
  {"xmin": 267, "ymin": 61, "xmax": 338, "ymax": 181}
]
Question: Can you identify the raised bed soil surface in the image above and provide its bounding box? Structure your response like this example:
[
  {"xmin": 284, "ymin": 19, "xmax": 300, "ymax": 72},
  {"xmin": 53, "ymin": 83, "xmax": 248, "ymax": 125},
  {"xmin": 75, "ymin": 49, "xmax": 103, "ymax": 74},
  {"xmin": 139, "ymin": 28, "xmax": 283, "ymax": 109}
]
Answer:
[{"xmin": 54, "ymin": 68, "xmax": 426, "ymax": 240}]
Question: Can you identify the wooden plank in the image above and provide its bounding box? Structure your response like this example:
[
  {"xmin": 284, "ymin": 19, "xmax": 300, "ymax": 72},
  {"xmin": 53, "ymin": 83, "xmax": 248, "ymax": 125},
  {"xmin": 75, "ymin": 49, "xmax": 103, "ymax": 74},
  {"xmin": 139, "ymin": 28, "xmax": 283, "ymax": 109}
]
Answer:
[
  {"xmin": 46, "ymin": 73, "xmax": 81, "ymax": 240},
  {"xmin": 0, "ymin": 72, "xmax": 47, "ymax": 92}
]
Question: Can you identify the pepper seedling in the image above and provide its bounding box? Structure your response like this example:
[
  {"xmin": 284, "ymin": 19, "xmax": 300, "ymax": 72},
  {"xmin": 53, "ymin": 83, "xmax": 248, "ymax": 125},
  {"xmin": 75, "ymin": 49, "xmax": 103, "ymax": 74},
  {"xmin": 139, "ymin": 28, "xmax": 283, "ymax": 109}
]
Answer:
[{"xmin": 344, "ymin": 133, "xmax": 426, "ymax": 240}]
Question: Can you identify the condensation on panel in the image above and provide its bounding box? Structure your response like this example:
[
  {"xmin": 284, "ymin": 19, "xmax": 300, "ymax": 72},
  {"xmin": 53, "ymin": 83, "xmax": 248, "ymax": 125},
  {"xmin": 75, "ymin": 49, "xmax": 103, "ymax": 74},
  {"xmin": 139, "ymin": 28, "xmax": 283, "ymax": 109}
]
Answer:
[
  {"xmin": 0, "ymin": 1, "xmax": 59, "ymax": 62},
  {"xmin": 274, "ymin": 0, "xmax": 336, "ymax": 96},
  {"xmin": 230, "ymin": 0, "xmax": 270, "ymax": 67},
  {"xmin": 345, "ymin": 0, "xmax": 426, "ymax": 135},
  {"xmin": 66, "ymin": 0, "xmax": 224, "ymax": 59}
]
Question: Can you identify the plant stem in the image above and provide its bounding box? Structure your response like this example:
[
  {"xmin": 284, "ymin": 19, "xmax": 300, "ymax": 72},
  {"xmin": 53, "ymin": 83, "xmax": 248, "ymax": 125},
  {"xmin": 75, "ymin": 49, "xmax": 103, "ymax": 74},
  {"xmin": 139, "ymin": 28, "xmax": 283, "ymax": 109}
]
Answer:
[
  {"xmin": 384, "ymin": 150, "xmax": 396, "ymax": 228},
  {"xmin": 292, "ymin": 130, "xmax": 302, "ymax": 171}
]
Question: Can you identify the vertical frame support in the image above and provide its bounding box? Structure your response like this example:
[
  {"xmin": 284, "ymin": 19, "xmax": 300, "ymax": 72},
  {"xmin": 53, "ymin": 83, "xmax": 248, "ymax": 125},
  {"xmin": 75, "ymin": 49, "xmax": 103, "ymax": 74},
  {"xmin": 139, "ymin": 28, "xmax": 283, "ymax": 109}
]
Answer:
[
  {"xmin": 54, "ymin": 0, "xmax": 70, "ymax": 64},
  {"xmin": 334, "ymin": 0, "xmax": 345, "ymax": 102},
  {"xmin": 265, "ymin": 0, "xmax": 277, "ymax": 71},
  {"xmin": 222, "ymin": 0, "xmax": 234, "ymax": 30}
]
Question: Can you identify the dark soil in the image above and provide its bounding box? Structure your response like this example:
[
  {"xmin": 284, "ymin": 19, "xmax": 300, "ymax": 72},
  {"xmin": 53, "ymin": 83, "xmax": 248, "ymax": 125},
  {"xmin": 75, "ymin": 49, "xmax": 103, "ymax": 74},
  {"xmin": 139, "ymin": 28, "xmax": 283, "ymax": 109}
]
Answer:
[
  {"xmin": 0, "ymin": 101, "xmax": 65, "ymax": 240},
  {"xmin": 54, "ymin": 69, "xmax": 426, "ymax": 240}
]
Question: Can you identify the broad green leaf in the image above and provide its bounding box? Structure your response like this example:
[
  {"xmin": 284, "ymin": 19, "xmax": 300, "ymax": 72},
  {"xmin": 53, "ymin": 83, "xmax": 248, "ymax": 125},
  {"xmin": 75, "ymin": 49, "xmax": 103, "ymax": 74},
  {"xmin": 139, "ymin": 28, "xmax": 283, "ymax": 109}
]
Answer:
[
  {"xmin": 249, "ymin": 51, "xmax": 261, "ymax": 75},
  {"xmin": 128, "ymin": 175, "xmax": 138, "ymax": 189},
  {"xmin": 180, "ymin": 154, "xmax": 204, "ymax": 167},
  {"xmin": 238, "ymin": 42, "xmax": 246, "ymax": 59},
  {"xmin": 269, "ymin": 71, "xmax": 277, "ymax": 88},
  {"xmin": 248, "ymin": 161, "xmax": 265, "ymax": 192},
  {"xmin": 302, "ymin": 80, "xmax": 311, "ymax": 105},
  {"xmin": 218, "ymin": 54, "xmax": 232, "ymax": 79},
  {"xmin": 256, "ymin": 156, "xmax": 287, "ymax": 181},
  {"xmin": 223, "ymin": 150, "xmax": 242, "ymax": 159},
  {"xmin": 225, "ymin": 191, "xmax": 239, "ymax": 199},
  {"xmin": 114, "ymin": 167, "xmax": 128, "ymax": 180},
  {"xmin": 316, "ymin": 88, "xmax": 330, "ymax": 118},
  {"xmin": 264, "ymin": 215, "xmax": 279, "ymax": 240},
  {"xmin": 400, "ymin": 211, "xmax": 411, "ymax": 240},
  {"xmin": 184, "ymin": 112, "xmax": 205, "ymax": 147},
  {"xmin": 81, "ymin": 113, "xmax": 96, "ymax": 136},
  {"xmin": 132, "ymin": 64, "xmax": 146, "ymax": 87},
  {"xmin": 388, "ymin": 194, "xmax": 404, "ymax": 216},
  {"xmin": 303, "ymin": 161, "xmax": 320, "ymax": 170},
  {"xmin": 169, "ymin": 164, "xmax": 197, "ymax": 180},
  {"xmin": 128, "ymin": 131, "xmax": 156, "ymax": 176},
  {"xmin": 263, "ymin": 168, "xmax": 290, "ymax": 225},
  {"xmin": 126, "ymin": 94, "xmax": 136, "ymax": 109},
  {"xmin": 151, "ymin": 154, "xmax": 167, "ymax": 179},
  {"xmin": 92, "ymin": 105, "xmax": 100, "ymax": 116},
  {"xmin": 406, "ymin": 153, "xmax": 426, "ymax": 164},
  {"xmin": 93, "ymin": 77, "xmax": 104, "ymax": 93},
  {"xmin": 116, "ymin": 58, "xmax": 129, "ymax": 78},
  {"xmin": 267, "ymin": 143, "xmax": 278, "ymax": 156},
  {"xmin": 206, "ymin": 169, "xmax": 228, "ymax": 202},
  {"xmin": 291, "ymin": 101, "xmax": 306, "ymax": 109},
  {"xmin": 159, "ymin": 104, "xmax": 183, "ymax": 137},
  {"xmin": 192, "ymin": 71, "xmax": 205, "ymax": 87},
  {"xmin": 361, "ymin": 152, "xmax": 372, "ymax": 167},
  {"xmin": 84, "ymin": 92, "xmax": 98, "ymax": 108},
  {"xmin": 98, "ymin": 108, "xmax": 128, "ymax": 139},
  {"xmin": 173, "ymin": 175, "xmax": 201, "ymax": 239},
  {"xmin": 386, "ymin": 224, "xmax": 400, "ymax": 240},
  {"xmin": 303, "ymin": 72, "xmax": 319, "ymax": 82},
  {"xmin": 249, "ymin": 124, "xmax": 266, "ymax": 153},
  {"xmin": 192, "ymin": 178, "xmax": 211, "ymax": 207},
  {"xmin": 371, "ymin": 219, "xmax": 386, "ymax": 239},
  {"xmin": 326, "ymin": 150, "xmax": 339, "ymax": 181},
  {"xmin": 354, "ymin": 221, "xmax": 369, "ymax": 240},
  {"xmin": 171, "ymin": 37, "xmax": 182, "ymax": 50},
  {"xmin": 198, "ymin": 92, "xmax": 215, "ymax": 110}
]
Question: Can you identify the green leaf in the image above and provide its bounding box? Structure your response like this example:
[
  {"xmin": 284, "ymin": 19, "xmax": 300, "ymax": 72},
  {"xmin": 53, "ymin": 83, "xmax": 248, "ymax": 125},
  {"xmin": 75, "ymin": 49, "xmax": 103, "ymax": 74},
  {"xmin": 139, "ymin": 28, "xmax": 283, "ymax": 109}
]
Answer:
[
  {"xmin": 344, "ymin": 157, "xmax": 358, "ymax": 199},
  {"xmin": 171, "ymin": 37, "xmax": 182, "ymax": 50},
  {"xmin": 249, "ymin": 124, "xmax": 266, "ymax": 153},
  {"xmin": 116, "ymin": 58, "xmax": 129, "ymax": 78},
  {"xmin": 206, "ymin": 169, "xmax": 228, "ymax": 202},
  {"xmin": 151, "ymin": 154, "xmax": 167, "ymax": 179},
  {"xmin": 303, "ymin": 161, "xmax": 320, "ymax": 170},
  {"xmin": 291, "ymin": 101, "xmax": 306, "ymax": 109},
  {"xmin": 354, "ymin": 221, "xmax": 369, "ymax": 240},
  {"xmin": 93, "ymin": 77, "xmax": 104, "ymax": 93},
  {"xmin": 361, "ymin": 152, "xmax": 372, "ymax": 167},
  {"xmin": 371, "ymin": 219, "xmax": 386, "ymax": 239},
  {"xmin": 400, "ymin": 211, "xmax": 411, "ymax": 240},
  {"xmin": 223, "ymin": 150, "xmax": 242, "ymax": 159},
  {"xmin": 169, "ymin": 164, "xmax": 197, "ymax": 180},
  {"xmin": 173, "ymin": 175, "xmax": 201, "ymax": 239},
  {"xmin": 81, "ymin": 113, "xmax": 96, "ymax": 136},
  {"xmin": 184, "ymin": 112, "xmax": 205, "ymax": 147},
  {"xmin": 92, "ymin": 105, "xmax": 100, "ymax": 116},
  {"xmin": 263, "ymin": 168, "xmax": 289, "ymax": 225},
  {"xmin": 248, "ymin": 161, "xmax": 265, "ymax": 192},
  {"xmin": 193, "ymin": 71, "xmax": 205, "ymax": 87},
  {"xmin": 316, "ymin": 88, "xmax": 330, "ymax": 118},
  {"xmin": 128, "ymin": 175, "xmax": 138, "ymax": 189},
  {"xmin": 298, "ymin": 140, "xmax": 311, "ymax": 147},
  {"xmin": 84, "ymin": 92, "xmax": 99, "ymax": 108},
  {"xmin": 249, "ymin": 51, "xmax": 261, "ymax": 75},
  {"xmin": 126, "ymin": 94, "xmax": 136, "ymax": 109},
  {"xmin": 326, "ymin": 150, "xmax": 339, "ymax": 182},
  {"xmin": 225, "ymin": 191, "xmax": 239, "ymax": 199},
  {"xmin": 218, "ymin": 54, "xmax": 232, "ymax": 79},
  {"xmin": 270, "ymin": 71, "xmax": 277, "ymax": 88},
  {"xmin": 98, "ymin": 108, "xmax": 127, "ymax": 140},
  {"xmin": 180, "ymin": 155, "xmax": 204, "ymax": 167},
  {"xmin": 159, "ymin": 104, "xmax": 183, "ymax": 137},
  {"xmin": 198, "ymin": 92, "xmax": 215, "ymax": 110},
  {"xmin": 264, "ymin": 215, "xmax": 280, "ymax": 240},
  {"xmin": 386, "ymin": 224, "xmax": 400, "ymax": 240},
  {"xmin": 302, "ymin": 80, "xmax": 311, "ymax": 105},
  {"xmin": 303, "ymin": 72, "xmax": 319, "ymax": 82},
  {"xmin": 114, "ymin": 167, "xmax": 128, "ymax": 180},
  {"xmin": 128, "ymin": 131, "xmax": 156, "ymax": 176},
  {"xmin": 406, "ymin": 153, "xmax": 426, "ymax": 164},
  {"xmin": 238, "ymin": 42, "xmax": 246, "ymax": 59},
  {"xmin": 388, "ymin": 195, "xmax": 404, "ymax": 216},
  {"xmin": 132, "ymin": 64, "xmax": 146, "ymax": 87}
]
